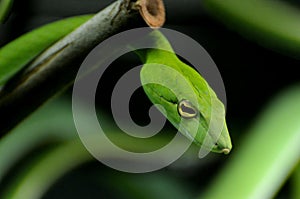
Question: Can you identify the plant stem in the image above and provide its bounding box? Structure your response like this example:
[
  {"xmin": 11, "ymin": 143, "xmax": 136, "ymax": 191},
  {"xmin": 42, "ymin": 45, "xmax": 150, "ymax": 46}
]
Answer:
[{"xmin": 0, "ymin": 0, "xmax": 144, "ymax": 136}]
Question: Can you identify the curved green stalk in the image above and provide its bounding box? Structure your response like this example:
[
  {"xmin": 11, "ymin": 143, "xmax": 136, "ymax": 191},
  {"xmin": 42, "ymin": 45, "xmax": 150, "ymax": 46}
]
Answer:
[
  {"xmin": 4, "ymin": 85, "xmax": 300, "ymax": 199},
  {"xmin": 200, "ymin": 85, "xmax": 300, "ymax": 199},
  {"xmin": 2, "ymin": 138, "xmax": 193, "ymax": 199},
  {"xmin": 203, "ymin": 0, "xmax": 300, "ymax": 57},
  {"xmin": 292, "ymin": 163, "xmax": 300, "ymax": 199},
  {"xmin": 0, "ymin": 98, "xmax": 194, "ymax": 199},
  {"xmin": 0, "ymin": 0, "xmax": 14, "ymax": 23},
  {"xmin": 2, "ymin": 139, "xmax": 91, "ymax": 199},
  {"xmin": 0, "ymin": 100, "xmax": 77, "ymax": 181}
]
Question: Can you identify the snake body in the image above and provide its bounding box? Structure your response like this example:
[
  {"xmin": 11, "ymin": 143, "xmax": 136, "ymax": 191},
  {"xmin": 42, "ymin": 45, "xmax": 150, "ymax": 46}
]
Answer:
[{"xmin": 0, "ymin": 14, "xmax": 232, "ymax": 154}]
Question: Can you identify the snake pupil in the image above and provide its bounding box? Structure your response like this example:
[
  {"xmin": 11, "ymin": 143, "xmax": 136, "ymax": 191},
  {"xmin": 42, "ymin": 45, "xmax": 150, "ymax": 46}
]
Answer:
[
  {"xmin": 178, "ymin": 100, "xmax": 198, "ymax": 118},
  {"xmin": 181, "ymin": 105, "xmax": 195, "ymax": 115}
]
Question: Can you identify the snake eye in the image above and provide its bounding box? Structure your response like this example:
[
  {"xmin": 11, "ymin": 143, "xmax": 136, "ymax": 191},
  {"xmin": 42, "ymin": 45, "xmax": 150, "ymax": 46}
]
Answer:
[{"xmin": 178, "ymin": 100, "xmax": 198, "ymax": 119}]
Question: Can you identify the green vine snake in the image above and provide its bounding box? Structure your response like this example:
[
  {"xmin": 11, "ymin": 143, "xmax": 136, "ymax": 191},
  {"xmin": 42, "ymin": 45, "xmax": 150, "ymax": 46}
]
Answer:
[{"xmin": 0, "ymin": 15, "xmax": 232, "ymax": 154}]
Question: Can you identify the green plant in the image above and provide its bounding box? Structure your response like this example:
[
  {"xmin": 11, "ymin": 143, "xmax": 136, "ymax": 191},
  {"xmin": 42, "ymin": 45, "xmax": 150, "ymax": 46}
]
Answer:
[{"xmin": 0, "ymin": 0, "xmax": 299, "ymax": 198}]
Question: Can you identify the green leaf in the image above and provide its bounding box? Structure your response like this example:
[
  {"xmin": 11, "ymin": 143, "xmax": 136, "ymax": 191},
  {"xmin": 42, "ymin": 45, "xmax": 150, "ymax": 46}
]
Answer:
[
  {"xmin": 0, "ymin": 15, "xmax": 92, "ymax": 85},
  {"xmin": 0, "ymin": 99, "xmax": 77, "ymax": 182},
  {"xmin": 0, "ymin": 97, "xmax": 193, "ymax": 199},
  {"xmin": 203, "ymin": 0, "xmax": 300, "ymax": 57},
  {"xmin": 0, "ymin": 0, "xmax": 14, "ymax": 23},
  {"xmin": 292, "ymin": 163, "xmax": 300, "ymax": 199},
  {"xmin": 200, "ymin": 85, "xmax": 300, "ymax": 199}
]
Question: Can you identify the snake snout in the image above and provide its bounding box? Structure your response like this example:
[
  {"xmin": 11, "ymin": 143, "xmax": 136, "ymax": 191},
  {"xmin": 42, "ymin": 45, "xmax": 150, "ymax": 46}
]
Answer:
[{"xmin": 222, "ymin": 148, "xmax": 231, "ymax": 155}]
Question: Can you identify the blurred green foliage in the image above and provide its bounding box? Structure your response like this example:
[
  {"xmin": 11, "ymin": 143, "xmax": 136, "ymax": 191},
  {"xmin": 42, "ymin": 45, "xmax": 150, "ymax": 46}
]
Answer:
[
  {"xmin": 0, "ymin": 84, "xmax": 299, "ymax": 198},
  {"xmin": 0, "ymin": 0, "xmax": 300, "ymax": 199},
  {"xmin": 201, "ymin": 85, "xmax": 300, "ymax": 199},
  {"xmin": 0, "ymin": 0, "xmax": 14, "ymax": 23}
]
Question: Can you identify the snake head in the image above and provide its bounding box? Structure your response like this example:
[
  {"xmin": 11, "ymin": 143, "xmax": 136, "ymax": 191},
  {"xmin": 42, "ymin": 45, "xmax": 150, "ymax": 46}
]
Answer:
[
  {"xmin": 140, "ymin": 49, "xmax": 232, "ymax": 155},
  {"xmin": 177, "ymin": 98, "xmax": 232, "ymax": 155}
]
